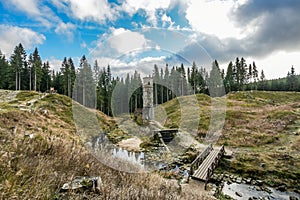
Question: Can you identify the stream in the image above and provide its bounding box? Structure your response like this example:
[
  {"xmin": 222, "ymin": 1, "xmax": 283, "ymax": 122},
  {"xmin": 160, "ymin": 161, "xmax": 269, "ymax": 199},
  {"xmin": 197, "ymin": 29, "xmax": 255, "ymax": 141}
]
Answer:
[
  {"xmin": 222, "ymin": 182, "xmax": 300, "ymax": 200},
  {"xmin": 93, "ymin": 134, "xmax": 167, "ymax": 171}
]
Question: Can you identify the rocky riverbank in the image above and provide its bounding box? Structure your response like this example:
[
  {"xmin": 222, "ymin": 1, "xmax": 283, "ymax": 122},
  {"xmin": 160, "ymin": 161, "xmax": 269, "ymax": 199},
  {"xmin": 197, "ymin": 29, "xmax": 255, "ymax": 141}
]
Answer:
[{"xmin": 207, "ymin": 173, "xmax": 300, "ymax": 200}]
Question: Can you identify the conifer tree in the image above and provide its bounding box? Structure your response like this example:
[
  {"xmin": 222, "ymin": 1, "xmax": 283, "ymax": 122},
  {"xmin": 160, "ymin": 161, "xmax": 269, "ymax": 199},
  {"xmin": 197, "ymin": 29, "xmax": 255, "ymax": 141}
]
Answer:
[
  {"xmin": 10, "ymin": 43, "xmax": 27, "ymax": 90},
  {"xmin": 0, "ymin": 50, "xmax": 9, "ymax": 89}
]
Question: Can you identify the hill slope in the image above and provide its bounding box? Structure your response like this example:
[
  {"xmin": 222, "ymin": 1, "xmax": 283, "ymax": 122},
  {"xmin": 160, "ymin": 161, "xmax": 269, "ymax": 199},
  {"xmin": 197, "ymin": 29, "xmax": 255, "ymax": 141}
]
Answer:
[
  {"xmin": 161, "ymin": 91, "xmax": 300, "ymax": 191},
  {"xmin": 0, "ymin": 90, "xmax": 211, "ymax": 199}
]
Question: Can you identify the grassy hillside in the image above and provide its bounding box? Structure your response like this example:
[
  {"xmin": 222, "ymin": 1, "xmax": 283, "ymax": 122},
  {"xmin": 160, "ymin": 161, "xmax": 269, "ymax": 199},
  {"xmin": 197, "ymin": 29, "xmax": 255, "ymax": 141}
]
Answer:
[
  {"xmin": 161, "ymin": 91, "xmax": 300, "ymax": 191},
  {"xmin": 0, "ymin": 90, "xmax": 211, "ymax": 199}
]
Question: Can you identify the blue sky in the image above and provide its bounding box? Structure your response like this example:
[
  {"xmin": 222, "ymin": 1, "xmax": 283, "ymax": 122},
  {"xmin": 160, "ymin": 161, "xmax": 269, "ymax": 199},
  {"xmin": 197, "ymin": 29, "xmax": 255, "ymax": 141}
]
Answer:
[{"xmin": 1, "ymin": 0, "xmax": 300, "ymax": 79}]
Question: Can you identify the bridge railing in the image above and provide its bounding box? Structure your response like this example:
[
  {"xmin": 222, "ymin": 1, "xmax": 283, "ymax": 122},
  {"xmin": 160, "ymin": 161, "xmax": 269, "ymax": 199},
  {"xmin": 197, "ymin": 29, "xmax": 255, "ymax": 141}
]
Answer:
[
  {"xmin": 205, "ymin": 145, "xmax": 225, "ymax": 190},
  {"xmin": 190, "ymin": 144, "xmax": 213, "ymax": 176}
]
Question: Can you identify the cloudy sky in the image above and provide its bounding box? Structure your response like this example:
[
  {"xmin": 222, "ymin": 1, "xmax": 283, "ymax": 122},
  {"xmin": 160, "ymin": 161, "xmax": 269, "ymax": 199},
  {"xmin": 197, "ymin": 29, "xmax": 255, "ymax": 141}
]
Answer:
[{"xmin": 0, "ymin": 0, "xmax": 300, "ymax": 79}]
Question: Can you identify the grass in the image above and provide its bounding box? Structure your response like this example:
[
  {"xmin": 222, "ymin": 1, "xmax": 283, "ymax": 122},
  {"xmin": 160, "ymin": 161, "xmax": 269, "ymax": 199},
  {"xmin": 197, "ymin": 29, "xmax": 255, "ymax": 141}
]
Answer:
[
  {"xmin": 0, "ymin": 90, "xmax": 213, "ymax": 199},
  {"xmin": 160, "ymin": 91, "xmax": 300, "ymax": 191},
  {"xmin": 16, "ymin": 91, "xmax": 39, "ymax": 101},
  {"xmin": 1, "ymin": 89, "xmax": 300, "ymax": 198}
]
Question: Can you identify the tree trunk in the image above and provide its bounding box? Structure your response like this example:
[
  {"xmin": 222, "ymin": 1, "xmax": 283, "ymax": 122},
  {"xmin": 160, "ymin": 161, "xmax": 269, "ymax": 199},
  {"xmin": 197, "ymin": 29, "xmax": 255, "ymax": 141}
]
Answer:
[
  {"xmin": 29, "ymin": 67, "xmax": 31, "ymax": 91},
  {"xmin": 34, "ymin": 69, "xmax": 37, "ymax": 91},
  {"xmin": 18, "ymin": 71, "xmax": 21, "ymax": 90},
  {"xmin": 15, "ymin": 71, "xmax": 18, "ymax": 91}
]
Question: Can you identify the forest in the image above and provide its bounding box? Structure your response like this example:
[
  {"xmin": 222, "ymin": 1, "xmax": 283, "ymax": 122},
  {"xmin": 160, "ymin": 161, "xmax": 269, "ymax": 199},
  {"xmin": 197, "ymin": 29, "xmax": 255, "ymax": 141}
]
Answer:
[{"xmin": 0, "ymin": 43, "xmax": 299, "ymax": 116}]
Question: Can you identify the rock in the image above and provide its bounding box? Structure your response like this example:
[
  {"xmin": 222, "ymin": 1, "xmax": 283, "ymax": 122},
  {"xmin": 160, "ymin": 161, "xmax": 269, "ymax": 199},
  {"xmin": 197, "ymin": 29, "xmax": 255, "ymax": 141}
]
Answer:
[
  {"xmin": 262, "ymin": 187, "xmax": 272, "ymax": 194},
  {"xmin": 60, "ymin": 176, "xmax": 103, "ymax": 192},
  {"xmin": 246, "ymin": 178, "xmax": 252, "ymax": 184},
  {"xmin": 256, "ymin": 186, "xmax": 262, "ymax": 191},
  {"xmin": 290, "ymin": 196, "xmax": 299, "ymax": 200},
  {"xmin": 236, "ymin": 177, "xmax": 242, "ymax": 184},
  {"xmin": 236, "ymin": 191, "xmax": 243, "ymax": 197},
  {"xmin": 277, "ymin": 185, "xmax": 286, "ymax": 192},
  {"xmin": 256, "ymin": 180, "xmax": 263, "ymax": 186}
]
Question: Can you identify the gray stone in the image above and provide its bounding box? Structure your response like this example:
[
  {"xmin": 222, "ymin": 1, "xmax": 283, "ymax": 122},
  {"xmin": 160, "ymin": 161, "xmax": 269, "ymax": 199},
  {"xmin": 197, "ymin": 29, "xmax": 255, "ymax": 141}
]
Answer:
[
  {"xmin": 61, "ymin": 176, "xmax": 103, "ymax": 192},
  {"xmin": 262, "ymin": 187, "xmax": 272, "ymax": 194},
  {"xmin": 256, "ymin": 186, "xmax": 262, "ymax": 191},
  {"xmin": 236, "ymin": 192, "xmax": 243, "ymax": 197},
  {"xmin": 236, "ymin": 177, "xmax": 242, "ymax": 184},
  {"xmin": 290, "ymin": 196, "xmax": 299, "ymax": 200},
  {"xmin": 256, "ymin": 180, "xmax": 263, "ymax": 186}
]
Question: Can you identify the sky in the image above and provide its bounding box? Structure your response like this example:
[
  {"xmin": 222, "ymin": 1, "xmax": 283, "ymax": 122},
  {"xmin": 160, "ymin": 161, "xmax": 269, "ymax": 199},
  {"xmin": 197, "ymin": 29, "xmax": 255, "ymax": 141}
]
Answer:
[{"xmin": 0, "ymin": 0, "xmax": 300, "ymax": 79}]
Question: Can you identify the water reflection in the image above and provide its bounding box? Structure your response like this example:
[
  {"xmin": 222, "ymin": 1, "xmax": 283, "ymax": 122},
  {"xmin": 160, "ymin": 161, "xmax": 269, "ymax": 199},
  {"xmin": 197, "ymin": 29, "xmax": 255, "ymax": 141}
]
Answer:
[{"xmin": 93, "ymin": 134, "xmax": 166, "ymax": 171}]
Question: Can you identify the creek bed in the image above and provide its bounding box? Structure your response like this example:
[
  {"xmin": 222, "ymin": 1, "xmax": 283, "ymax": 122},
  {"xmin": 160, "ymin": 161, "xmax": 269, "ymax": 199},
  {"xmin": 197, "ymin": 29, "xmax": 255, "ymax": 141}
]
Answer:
[{"xmin": 222, "ymin": 182, "xmax": 300, "ymax": 200}]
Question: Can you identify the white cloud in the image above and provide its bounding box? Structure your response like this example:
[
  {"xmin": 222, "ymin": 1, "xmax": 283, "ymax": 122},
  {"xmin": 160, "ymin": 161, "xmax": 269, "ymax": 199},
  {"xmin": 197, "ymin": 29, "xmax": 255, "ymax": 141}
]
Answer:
[
  {"xmin": 6, "ymin": 0, "xmax": 40, "ymax": 16},
  {"xmin": 2, "ymin": 0, "xmax": 60, "ymax": 28},
  {"xmin": 185, "ymin": 0, "xmax": 245, "ymax": 39},
  {"xmin": 47, "ymin": 57, "xmax": 62, "ymax": 72},
  {"xmin": 0, "ymin": 25, "xmax": 45, "ymax": 56},
  {"xmin": 55, "ymin": 22, "xmax": 76, "ymax": 41},
  {"xmin": 121, "ymin": 0, "xmax": 171, "ymax": 26},
  {"xmin": 89, "ymin": 28, "xmax": 152, "ymax": 60},
  {"xmin": 161, "ymin": 13, "xmax": 174, "ymax": 28},
  {"xmin": 246, "ymin": 51, "xmax": 300, "ymax": 79},
  {"xmin": 62, "ymin": 0, "xmax": 117, "ymax": 23},
  {"xmin": 108, "ymin": 28, "xmax": 150, "ymax": 55}
]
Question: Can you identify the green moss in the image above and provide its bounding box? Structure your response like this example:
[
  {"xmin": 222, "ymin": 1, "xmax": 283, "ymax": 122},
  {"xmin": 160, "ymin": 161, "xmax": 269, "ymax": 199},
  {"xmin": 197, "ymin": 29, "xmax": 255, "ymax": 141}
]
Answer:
[
  {"xmin": 107, "ymin": 128, "xmax": 130, "ymax": 143},
  {"xmin": 16, "ymin": 91, "xmax": 39, "ymax": 101}
]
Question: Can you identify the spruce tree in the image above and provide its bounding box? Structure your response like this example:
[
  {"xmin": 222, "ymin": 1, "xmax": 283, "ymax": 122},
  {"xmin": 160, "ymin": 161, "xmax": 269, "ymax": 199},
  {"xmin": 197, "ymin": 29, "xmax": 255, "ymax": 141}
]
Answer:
[{"xmin": 0, "ymin": 50, "xmax": 9, "ymax": 89}]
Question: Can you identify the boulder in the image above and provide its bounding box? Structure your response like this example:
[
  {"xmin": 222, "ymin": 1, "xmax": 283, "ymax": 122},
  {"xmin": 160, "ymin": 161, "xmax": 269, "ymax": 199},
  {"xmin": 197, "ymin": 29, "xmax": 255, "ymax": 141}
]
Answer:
[
  {"xmin": 236, "ymin": 177, "xmax": 242, "ymax": 184},
  {"xmin": 61, "ymin": 176, "xmax": 103, "ymax": 192}
]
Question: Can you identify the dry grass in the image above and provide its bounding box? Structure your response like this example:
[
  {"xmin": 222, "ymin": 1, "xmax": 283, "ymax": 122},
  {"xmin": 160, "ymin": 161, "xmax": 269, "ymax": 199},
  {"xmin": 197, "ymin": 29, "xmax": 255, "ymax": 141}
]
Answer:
[
  {"xmin": 161, "ymin": 91, "xmax": 300, "ymax": 191},
  {"xmin": 0, "ymin": 91, "xmax": 213, "ymax": 199}
]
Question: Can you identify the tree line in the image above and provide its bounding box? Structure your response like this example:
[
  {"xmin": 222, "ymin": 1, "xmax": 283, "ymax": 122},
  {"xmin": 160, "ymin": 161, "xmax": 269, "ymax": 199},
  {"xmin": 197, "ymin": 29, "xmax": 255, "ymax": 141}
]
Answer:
[{"xmin": 1, "ymin": 43, "xmax": 299, "ymax": 116}]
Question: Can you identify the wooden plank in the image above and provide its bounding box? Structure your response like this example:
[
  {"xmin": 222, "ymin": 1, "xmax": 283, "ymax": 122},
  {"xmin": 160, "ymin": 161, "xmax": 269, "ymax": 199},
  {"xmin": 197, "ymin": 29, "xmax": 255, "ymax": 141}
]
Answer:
[
  {"xmin": 190, "ymin": 144, "xmax": 213, "ymax": 175},
  {"xmin": 192, "ymin": 149, "xmax": 219, "ymax": 180},
  {"xmin": 191, "ymin": 146, "xmax": 224, "ymax": 181}
]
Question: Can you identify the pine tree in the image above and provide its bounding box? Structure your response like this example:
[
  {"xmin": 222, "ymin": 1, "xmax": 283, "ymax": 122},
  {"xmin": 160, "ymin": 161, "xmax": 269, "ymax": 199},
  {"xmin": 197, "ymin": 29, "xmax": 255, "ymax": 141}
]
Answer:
[
  {"xmin": 190, "ymin": 61, "xmax": 197, "ymax": 94},
  {"xmin": 0, "ymin": 50, "xmax": 9, "ymax": 89},
  {"xmin": 252, "ymin": 62, "xmax": 259, "ymax": 90},
  {"xmin": 61, "ymin": 57, "xmax": 70, "ymax": 96},
  {"xmin": 68, "ymin": 58, "xmax": 76, "ymax": 97},
  {"xmin": 259, "ymin": 70, "xmax": 266, "ymax": 90},
  {"xmin": 29, "ymin": 48, "xmax": 42, "ymax": 91},
  {"xmin": 41, "ymin": 61, "xmax": 51, "ymax": 92},
  {"xmin": 287, "ymin": 66, "xmax": 297, "ymax": 91},
  {"xmin": 207, "ymin": 60, "xmax": 225, "ymax": 97},
  {"xmin": 73, "ymin": 55, "xmax": 95, "ymax": 108},
  {"xmin": 10, "ymin": 43, "xmax": 27, "ymax": 90},
  {"xmin": 224, "ymin": 61, "xmax": 234, "ymax": 93}
]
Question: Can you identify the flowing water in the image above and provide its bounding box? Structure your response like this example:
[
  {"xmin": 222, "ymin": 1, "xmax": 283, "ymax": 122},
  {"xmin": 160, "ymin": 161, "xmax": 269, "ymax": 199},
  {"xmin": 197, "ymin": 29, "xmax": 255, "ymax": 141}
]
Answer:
[{"xmin": 222, "ymin": 182, "xmax": 300, "ymax": 200}]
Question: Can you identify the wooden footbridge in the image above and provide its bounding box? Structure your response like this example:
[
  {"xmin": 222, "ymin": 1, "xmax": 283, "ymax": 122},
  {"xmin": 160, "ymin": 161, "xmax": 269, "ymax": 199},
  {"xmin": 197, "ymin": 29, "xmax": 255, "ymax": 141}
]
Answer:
[{"xmin": 189, "ymin": 144, "xmax": 225, "ymax": 189}]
